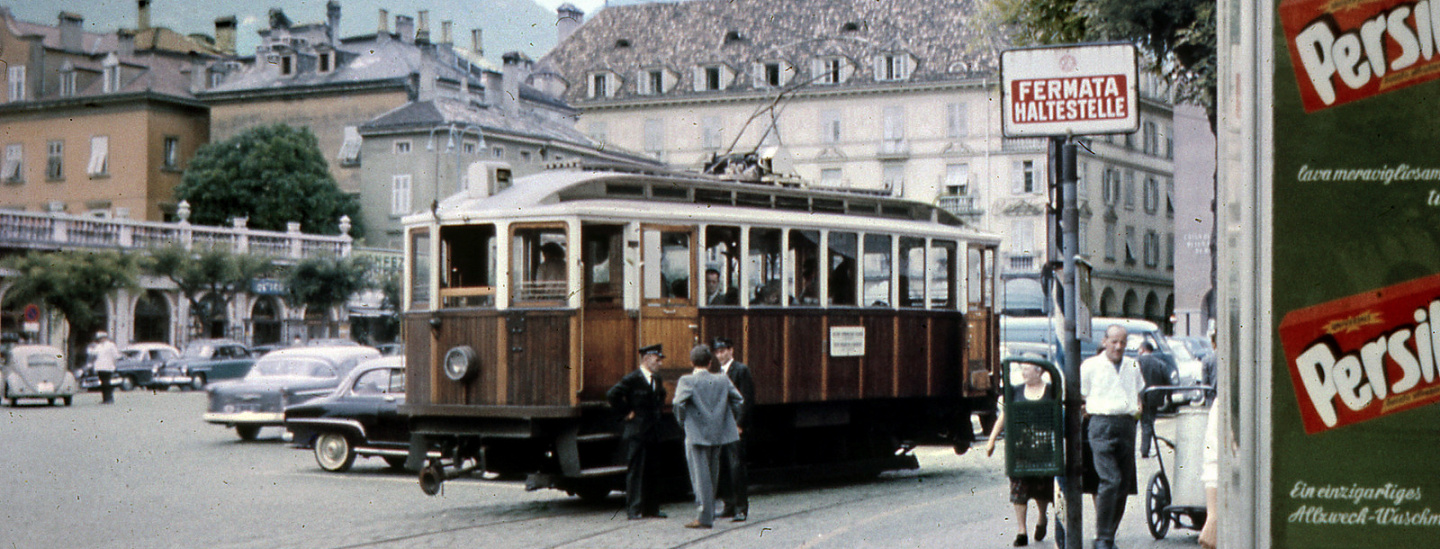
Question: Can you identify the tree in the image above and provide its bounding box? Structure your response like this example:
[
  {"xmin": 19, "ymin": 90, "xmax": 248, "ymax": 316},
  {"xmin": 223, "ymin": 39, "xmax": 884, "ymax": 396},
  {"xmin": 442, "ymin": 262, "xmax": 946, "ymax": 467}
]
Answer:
[
  {"xmin": 988, "ymin": 0, "xmax": 1216, "ymax": 127},
  {"xmin": 1, "ymin": 250, "xmax": 141, "ymax": 367},
  {"xmin": 284, "ymin": 255, "xmax": 370, "ymax": 339},
  {"xmin": 146, "ymin": 245, "xmax": 275, "ymax": 340},
  {"xmin": 175, "ymin": 123, "xmax": 364, "ymax": 238}
]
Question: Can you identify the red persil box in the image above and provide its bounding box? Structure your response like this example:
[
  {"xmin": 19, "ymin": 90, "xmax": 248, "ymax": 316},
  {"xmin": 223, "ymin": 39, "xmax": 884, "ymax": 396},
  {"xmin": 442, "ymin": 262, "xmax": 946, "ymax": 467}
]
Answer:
[{"xmin": 1281, "ymin": 0, "xmax": 1440, "ymax": 112}]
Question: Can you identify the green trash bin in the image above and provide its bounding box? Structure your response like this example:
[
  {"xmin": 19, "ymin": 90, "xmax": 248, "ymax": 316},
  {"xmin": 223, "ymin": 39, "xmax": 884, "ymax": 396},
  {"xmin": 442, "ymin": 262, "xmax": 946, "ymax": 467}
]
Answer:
[{"xmin": 1002, "ymin": 357, "xmax": 1065, "ymax": 478}]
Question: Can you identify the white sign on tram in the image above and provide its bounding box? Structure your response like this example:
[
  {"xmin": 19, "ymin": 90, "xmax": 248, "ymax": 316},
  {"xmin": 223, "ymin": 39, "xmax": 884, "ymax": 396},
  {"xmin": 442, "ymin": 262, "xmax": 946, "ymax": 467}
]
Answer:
[{"xmin": 1000, "ymin": 43, "xmax": 1139, "ymax": 137}]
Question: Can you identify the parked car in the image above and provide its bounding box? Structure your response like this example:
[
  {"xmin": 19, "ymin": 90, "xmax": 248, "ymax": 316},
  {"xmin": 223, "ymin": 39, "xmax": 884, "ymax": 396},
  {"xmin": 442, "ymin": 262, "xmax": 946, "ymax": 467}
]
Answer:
[
  {"xmin": 375, "ymin": 343, "xmax": 404, "ymax": 357},
  {"xmin": 81, "ymin": 343, "xmax": 179, "ymax": 391},
  {"xmin": 2, "ymin": 345, "xmax": 78, "ymax": 406},
  {"xmin": 284, "ymin": 356, "xmax": 409, "ymax": 471},
  {"xmin": 153, "ymin": 339, "xmax": 254, "ymax": 389},
  {"xmin": 1173, "ymin": 335, "xmax": 1215, "ymax": 364},
  {"xmin": 204, "ymin": 345, "xmax": 382, "ymax": 441},
  {"xmin": 1167, "ymin": 339, "xmax": 1207, "ymax": 405}
]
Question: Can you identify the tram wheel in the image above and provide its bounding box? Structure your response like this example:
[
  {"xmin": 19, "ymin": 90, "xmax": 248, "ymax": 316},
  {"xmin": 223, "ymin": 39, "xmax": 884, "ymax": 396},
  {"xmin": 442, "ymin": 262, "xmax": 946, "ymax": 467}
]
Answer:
[{"xmin": 1145, "ymin": 472, "xmax": 1172, "ymax": 539}]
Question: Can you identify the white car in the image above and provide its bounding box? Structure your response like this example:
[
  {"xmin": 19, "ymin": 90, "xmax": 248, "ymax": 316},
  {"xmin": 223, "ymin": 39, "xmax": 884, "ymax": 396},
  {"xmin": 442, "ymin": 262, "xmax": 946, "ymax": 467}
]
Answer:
[
  {"xmin": 3, "ymin": 345, "xmax": 79, "ymax": 406},
  {"xmin": 1167, "ymin": 339, "xmax": 1206, "ymax": 405}
]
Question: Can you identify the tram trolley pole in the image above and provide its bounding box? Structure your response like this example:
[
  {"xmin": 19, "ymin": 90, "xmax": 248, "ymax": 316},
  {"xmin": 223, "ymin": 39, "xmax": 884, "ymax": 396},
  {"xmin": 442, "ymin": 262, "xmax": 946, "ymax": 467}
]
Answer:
[{"xmin": 1059, "ymin": 135, "xmax": 1084, "ymax": 549}]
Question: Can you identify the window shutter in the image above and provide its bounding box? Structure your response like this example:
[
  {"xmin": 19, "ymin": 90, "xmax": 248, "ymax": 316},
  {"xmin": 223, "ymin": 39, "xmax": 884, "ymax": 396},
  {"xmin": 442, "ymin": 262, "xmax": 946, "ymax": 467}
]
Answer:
[
  {"xmin": 840, "ymin": 58, "xmax": 854, "ymax": 82},
  {"xmin": 636, "ymin": 70, "xmax": 648, "ymax": 94},
  {"xmin": 873, "ymin": 55, "xmax": 885, "ymax": 81},
  {"xmin": 1011, "ymin": 162, "xmax": 1024, "ymax": 194},
  {"xmin": 693, "ymin": 67, "xmax": 705, "ymax": 92},
  {"xmin": 752, "ymin": 63, "xmax": 765, "ymax": 87},
  {"xmin": 811, "ymin": 58, "xmax": 824, "ymax": 83}
]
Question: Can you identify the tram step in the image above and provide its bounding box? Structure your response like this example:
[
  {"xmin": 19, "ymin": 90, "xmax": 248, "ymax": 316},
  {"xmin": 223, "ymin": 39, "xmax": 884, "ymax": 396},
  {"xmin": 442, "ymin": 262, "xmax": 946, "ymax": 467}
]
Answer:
[
  {"xmin": 575, "ymin": 433, "xmax": 619, "ymax": 443},
  {"xmin": 574, "ymin": 465, "xmax": 628, "ymax": 478}
]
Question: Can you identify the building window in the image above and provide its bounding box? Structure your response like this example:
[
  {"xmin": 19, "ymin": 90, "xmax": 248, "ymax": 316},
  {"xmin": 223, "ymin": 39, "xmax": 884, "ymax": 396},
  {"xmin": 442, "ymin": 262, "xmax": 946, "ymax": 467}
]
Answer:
[
  {"xmin": 1124, "ymin": 225, "xmax": 1137, "ymax": 264},
  {"xmin": 1102, "ymin": 167, "xmax": 1120, "ymax": 205},
  {"xmin": 816, "ymin": 57, "xmax": 843, "ymax": 84},
  {"xmin": 1143, "ymin": 120, "xmax": 1158, "ymax": 155},
  {"xmin": 87, "ymin": 136, "xmax": 108, "ymax": 176},
  {"xmin": 102, "ymin": 64, "xmax": 119, "ymax": 92},
  {"xmin": 1166, "ymin": 179, "xmax": 1175, "ymax": 218},
  {"xmin": 1143, "ymin": 176, "xmax": 1159, "ymax": 214},
  {"xmin": 462, "ymin": 141, "xmax": 477, "ymax": 154},
  {"xmin": 878, "ymin": 54, "xmax": 908, "ymax": 81},
  {"xmin": 705, "ymin": 66, "xmax": 722, "ymax": 90},
  {"xmin": 701, "ymin": 116, "xmax": 723, "ymax": 150},
  {"xmin": 1143, "ymin": 230, "xmax": 1160, "ymax": 268},
  {"xmin": 210, "ymin": 71, "xmax": 225, "ymax": 87},
  {"xmin": 820, "ymin": 109, "xmax": 841, "ymax": 144},
  {"xmin": 1166, "ymin": 232, "xmax": 1175, "ymax": 269},
  {"xmin": 643, "ymin": 118, "xmax": 665, "ymax": 159},
  {"xmin": 643, "ymin": 70, "xmax": 663, "ymax": 95},
  {"xmin": 163, "ymin": 137, "xmax": 180, "ymax": 169},
  {"xmin": 882, "ymin": 106, "xmax": 905, "ymax": 149},
  {"xmin": 492, "ymin": 146, "xmax": 505, "ymax": 159},
  {"xmin": 520, "ymin": 150, "xmax": 531, "ymax": 162},
  {"xmin": 280, "ymin": 55, "xmax": 294, "ymax": 76},
  {"xmin": 394, "ymin": 140, "xmax": 412, "ymax": 154},
  {"xmin": 765, "ymin": 62, "xmax": 781, "ymax": 87},
  {"xmin": 945, "ymin": 163, "xmax": 970, "ymax": 195},
  {"xmin": 391, "ymin": 174, "xmax": 412, "ymax": 215},
  {"xmin": 882, "ymin": 164, "xmax": 905, "ymax": 194},
  {"xmin": 1165, "ymin": 125, "xmax": 1174, "ymax": 159},
  {"xmin": 1104, "ymin": 220, "xmax": 1117, "ymax": 261},
  {"xmin": 590, "ymin": 73, "xmax": 609, "ymax": 98},
  {"xmin": 947, "ymin": 103, "xmax": 968, "ymax": 138},
  {"xmin": 2, "ymin": 144, "xmax": 22, "ymax": 183},
  {"xmin": 338, "ymin": 126, "xmax": 362, "ymax": 165},
  {"xmin": 1012, "ymin": 160, "xmax": 1036, "ymax": 194},
  {"xmin": 46, "ymin": 140, "xmax": 63, "ymax": 180},
  {"xmin": 1010, "ymin": 220, "xmax": 1034, "ymax": 256},
  {"xmin": 7, "ymin": 65, "xmax": 25, "ymax": 101},
  {"xmin": 60, "ymin": 70, "xmax": 76, "ymax": 98},
  {"xmin": 1123, "ymin": 170, "xmax": 1136, "ymax": 210},
  {"xmin": 318, "ymin": 52, "xmax": 333, "ymax": 73}
]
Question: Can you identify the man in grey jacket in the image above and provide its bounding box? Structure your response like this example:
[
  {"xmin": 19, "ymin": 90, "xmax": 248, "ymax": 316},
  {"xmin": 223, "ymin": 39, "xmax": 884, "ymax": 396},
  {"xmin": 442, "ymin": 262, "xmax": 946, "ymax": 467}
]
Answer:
[{"xmin": 672, "ymin": 344, "xmax": 743, "ymax": 529}]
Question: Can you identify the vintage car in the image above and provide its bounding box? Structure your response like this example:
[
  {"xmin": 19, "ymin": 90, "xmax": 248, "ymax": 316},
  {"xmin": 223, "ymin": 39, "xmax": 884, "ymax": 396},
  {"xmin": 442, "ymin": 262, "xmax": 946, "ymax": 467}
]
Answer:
[
  {"xmin": 153, "ymin": 339, "xmax": 254, "ymax": 389},
  {"xmin": 81, "ymin": 343, "xmax": 180, "ymax": 391},
  {"xmin": 2, "ymin": 345, "xmax": 78, "ymax": 406},
  {"xmin": 284, "ymin": 356, "xmax": 410, "ymax": 471},
  {"xmin": 203, "ymin": 345, "xmax": 381, "ymax": 441}
]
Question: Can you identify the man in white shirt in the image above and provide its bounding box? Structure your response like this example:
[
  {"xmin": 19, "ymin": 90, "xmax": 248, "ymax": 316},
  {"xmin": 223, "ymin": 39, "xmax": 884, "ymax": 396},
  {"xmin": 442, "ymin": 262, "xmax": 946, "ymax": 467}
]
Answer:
[
  {"xmin": 89, "ymin": 331, "xmax": 121, "ymax": 405},
  {"xmin": 1080, "ymin": 324, "xmax": 1145, "ymax": 549}
]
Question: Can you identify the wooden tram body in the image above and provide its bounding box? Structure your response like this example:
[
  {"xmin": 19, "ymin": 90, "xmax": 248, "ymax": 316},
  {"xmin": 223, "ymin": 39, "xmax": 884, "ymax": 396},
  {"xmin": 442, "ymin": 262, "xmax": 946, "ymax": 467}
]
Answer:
[{"xmin": 400, "ymin": 163, "xmax": 1002, "ymax": 497}]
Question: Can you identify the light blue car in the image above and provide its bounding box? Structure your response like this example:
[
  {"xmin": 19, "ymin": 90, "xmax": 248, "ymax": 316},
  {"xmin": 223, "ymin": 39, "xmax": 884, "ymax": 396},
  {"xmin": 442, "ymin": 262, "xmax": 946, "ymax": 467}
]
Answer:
[{"xmin": 2, "ymin": 345, "xmax": 78, "ymax": 406}]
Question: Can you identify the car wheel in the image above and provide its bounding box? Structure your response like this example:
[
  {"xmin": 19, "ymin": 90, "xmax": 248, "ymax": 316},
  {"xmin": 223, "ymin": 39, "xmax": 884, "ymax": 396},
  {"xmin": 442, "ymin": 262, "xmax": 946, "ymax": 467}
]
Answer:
[
  {"xmin": 383, "ymin": 456, "xmax": 407, "ymax": 470},
  {"xmin": 190, "ymin": 374, "xmax": 206, "ymax": 390},
  {"xmin": 235, "ymin": 425, "xmax": 261, "ymax": 441},
  {"xmin": 314, "ymin": 432, "xmax": 356, "ymax": 472},
  {"xmin": 63, "ymin": 396, "xmax": 72, "ymax": 406},
  {"xmin": 120, "ymin": 377, "xmax": 136, "ymax": 391}
]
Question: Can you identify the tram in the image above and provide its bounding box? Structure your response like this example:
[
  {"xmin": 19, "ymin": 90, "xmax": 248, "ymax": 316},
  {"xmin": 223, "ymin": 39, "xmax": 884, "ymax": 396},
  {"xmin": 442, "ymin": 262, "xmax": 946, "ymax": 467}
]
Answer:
[{"xmin": 400, "ymin": 160, "xmax": 1002, "ymax": 499}]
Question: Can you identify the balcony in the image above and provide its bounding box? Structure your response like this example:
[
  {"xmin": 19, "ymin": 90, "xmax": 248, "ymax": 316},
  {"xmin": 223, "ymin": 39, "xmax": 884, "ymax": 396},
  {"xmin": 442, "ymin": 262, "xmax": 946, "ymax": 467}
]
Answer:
[
  {"xmin": 1006, "ymin": 253, "xmax": 1039, "ymax": 272},
  {"xmin": 876, "ymin": 140, "xmax": 910, "ymax": 159},
  {"xmin": 937, "ymin": 194, "xmax": 983, "ymax": 217},
  {"xmin": 1002, "ymin": 137, "xmax": 1048, "ymax": 153},
  {"xmin": 0, "ymin": 209, "xmax": 353, "ymax": 261}
]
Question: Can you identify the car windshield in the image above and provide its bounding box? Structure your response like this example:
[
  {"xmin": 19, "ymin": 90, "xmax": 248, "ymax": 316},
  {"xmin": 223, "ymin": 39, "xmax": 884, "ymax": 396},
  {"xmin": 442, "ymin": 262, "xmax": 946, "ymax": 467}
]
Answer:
[
  {"xmin": 181, "ymin": 345, "xmax": 214, "ymax": 359},
  {"xmin": 122, "ymin": 350, "xmax": 143, "ymax": 360},
  {"xmin": 249, "ymin": 357, "xmax": 335, "ymax": 379}
]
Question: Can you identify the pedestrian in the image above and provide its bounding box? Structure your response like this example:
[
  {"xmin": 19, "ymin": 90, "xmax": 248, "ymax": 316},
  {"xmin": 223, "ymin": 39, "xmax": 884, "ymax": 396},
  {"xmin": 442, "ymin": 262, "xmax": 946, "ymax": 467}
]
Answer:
[
  {"xmin": 1136, "ymin": 341, "xmax": 1169, "ymax": 458},
  {"xmin": 672, "ymin": 343, "xmax": 743, "ymax": 529},
  {"xmin": 985, "ymin": 362, "xmax": 1056, "ymax": 547},
  {"xmin": 89, "ymin": 331, "xmax": 120, "ymax": 405},
  {"xmin": 713, "ymin": 336, "xmax": 754, "ymax": 521},
  {"xmin": 607, "ymin": 344, "xmax": 668, "ymax": 520},
  {"xmin": 1081, "ymin": 325, "xmax": 1145, "ymax": 549}
]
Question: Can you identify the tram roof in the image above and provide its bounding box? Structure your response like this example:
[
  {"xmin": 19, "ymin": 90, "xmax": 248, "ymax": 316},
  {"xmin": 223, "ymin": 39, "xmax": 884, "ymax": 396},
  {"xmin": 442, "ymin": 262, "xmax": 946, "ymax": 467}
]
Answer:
[{"xmin": 407, "ymin": 166, "xmax": 1000, "ymax": 243}]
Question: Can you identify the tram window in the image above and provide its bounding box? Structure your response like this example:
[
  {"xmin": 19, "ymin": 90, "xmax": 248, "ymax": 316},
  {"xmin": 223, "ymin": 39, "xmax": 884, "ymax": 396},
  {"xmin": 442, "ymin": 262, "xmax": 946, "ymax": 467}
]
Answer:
[
  {"xmin": 899, "ymin": 237, "xmax": 926, "ymax": 307},
  {"xmin": 930, "ymin": 240, "xmax": 958, "ymax": 309},
  {"xmin": 643, "ymin": 228, "xmax": 693, "ymax": 303},
  {"xmin": 583, "ymin": 225, "xmax": 624, "ymax": 306},
  {"xmin": 737, "ymin": 193, "xmax": 772, "ymax": 208},
  {"xmin": 968, "ymin": 246, "xmax": 984, "ymax": 307},
  {"xmin": 512, "ymin": 227, "xmax": 568, "ymax": 303},
  {"xmin": 439, "ymin": 224, "xmax": 496, "ymax": 308},
  {"xmin": 607, "ymin": 183, "xmax": 645, "ymax": 197},
  {"xmin": 703, "ymin": 226, "xmax": 741, "ymax": 306},
  {"xmin": 776, "ymin": 196, "xmax": 809, "ymax": 211},
  {"xmin": 748, "ymin": 228, "xmax": 782, "ymax": 306},
  {"xmin": 652, "ymin": 186, "xmax": 689, "ymax": 200},
  {"xmin": 828, "ymin": 231, "xmax": 858, "ymax": 306},
  {"xmin": 789, "ymin": 229, "xmax": 821, "ymax": 306},
  {"xmin": 814, "ymin": 198, "xmax": 845, "ymax": 213},
  {"xmin": 863, "ymin": 234, "xmax": 892, "ymax": 307},
  {"xmin": 409, "ymin": 230, "xmax": 431, "ymax": 310},
  {"xmin": 696, "ymin": 189, "xmax": 733, "ymax": 205}
]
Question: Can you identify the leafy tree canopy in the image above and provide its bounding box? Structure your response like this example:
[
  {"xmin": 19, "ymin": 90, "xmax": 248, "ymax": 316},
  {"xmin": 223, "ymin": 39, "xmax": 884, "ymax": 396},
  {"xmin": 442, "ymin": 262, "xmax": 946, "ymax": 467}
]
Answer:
[
  {"xmin": 284, "ymin": 255, "xmax": 371, "ymax": 320},
  {"xmin": 145, "ymin": 245, "xmax": 275, "ymax": 337},
  {"xmin": 175, "ymin": 123, "xmax": 364, "ymax": 238},
  {"xmin": 2, "ymin": 250, "xmax": 141, "ymax": 362}
]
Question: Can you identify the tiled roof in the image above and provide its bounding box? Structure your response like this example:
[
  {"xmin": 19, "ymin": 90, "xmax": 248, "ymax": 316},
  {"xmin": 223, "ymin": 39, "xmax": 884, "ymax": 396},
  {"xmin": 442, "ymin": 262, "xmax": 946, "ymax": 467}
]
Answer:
[
  {"xmin": 537, "ymin": 0, "xmax": 1004, "ymax": 103},
  {"xmin": 359, "ymin": 96, "xmax": 593, "ymax": 148}
]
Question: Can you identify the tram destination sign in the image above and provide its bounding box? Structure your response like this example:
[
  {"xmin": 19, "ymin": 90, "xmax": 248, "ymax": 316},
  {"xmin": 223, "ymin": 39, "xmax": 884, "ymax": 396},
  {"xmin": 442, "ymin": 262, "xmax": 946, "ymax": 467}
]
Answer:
[{"xmin": 1000, "ymin": 43, "xmax": 1139, "ymax": 137}]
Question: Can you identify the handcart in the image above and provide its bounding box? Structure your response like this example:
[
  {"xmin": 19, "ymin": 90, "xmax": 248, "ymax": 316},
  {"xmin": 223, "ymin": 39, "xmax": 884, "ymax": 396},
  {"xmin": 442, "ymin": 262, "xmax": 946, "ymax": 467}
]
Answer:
[{"xmin": 1142, "ymin": 385, "xmax": 1213, "ymax": 539}]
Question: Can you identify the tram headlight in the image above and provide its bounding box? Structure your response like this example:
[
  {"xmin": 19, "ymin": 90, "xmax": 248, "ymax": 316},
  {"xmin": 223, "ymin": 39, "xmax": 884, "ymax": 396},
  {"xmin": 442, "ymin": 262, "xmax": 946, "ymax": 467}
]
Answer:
[{"xmin": 443, "ymin": 345, "xmax": 479, "ymax": 382}]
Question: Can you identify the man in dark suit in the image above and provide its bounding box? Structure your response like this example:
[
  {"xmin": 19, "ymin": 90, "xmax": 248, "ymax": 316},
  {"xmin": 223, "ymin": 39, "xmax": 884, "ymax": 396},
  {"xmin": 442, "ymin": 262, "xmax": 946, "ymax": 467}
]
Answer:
[
  {"xmin": 1136, "ymin": 341, "xmax": 1171, "ymax": 458},
  {"xmin": 607, "ymin": 344, "xmax": 668, "ymax": 520},
  {"xmin": 713, "ymin": 336, "xmax": 755, "ymax": 521}
]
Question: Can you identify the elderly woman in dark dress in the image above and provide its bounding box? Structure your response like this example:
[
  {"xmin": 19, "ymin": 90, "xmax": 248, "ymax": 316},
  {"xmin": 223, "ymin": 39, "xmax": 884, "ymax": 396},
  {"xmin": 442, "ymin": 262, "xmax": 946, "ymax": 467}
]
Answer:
[{"xmin": 985, "ymin": 362, "xmax": 1057, "ymax": 547}]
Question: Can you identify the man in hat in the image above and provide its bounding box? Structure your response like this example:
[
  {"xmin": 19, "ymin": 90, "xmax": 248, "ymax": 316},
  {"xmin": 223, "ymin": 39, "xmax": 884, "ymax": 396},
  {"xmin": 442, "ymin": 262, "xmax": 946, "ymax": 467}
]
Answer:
[
  {"xmin": 607, "ymin": 343, "xmax": 668, "ymax": 520},
  {"xmin": 713, "ymin": 336, "xmax": 755, "ymax": 521},
  {"xmin": 89, "ymin": 331, "xmax": 120, "ymax": 404},
  {"xmin": 672, "ymin": 343, "xmax": 743, "ymax": 529}
]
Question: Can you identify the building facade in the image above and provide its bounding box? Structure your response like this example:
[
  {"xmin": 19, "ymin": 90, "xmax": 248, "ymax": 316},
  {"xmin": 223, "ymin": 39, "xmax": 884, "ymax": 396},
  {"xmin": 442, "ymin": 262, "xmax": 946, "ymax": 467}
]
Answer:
[{"xmin": 536, "ymin": 0, "xmax": 1177, "ymax": 325}]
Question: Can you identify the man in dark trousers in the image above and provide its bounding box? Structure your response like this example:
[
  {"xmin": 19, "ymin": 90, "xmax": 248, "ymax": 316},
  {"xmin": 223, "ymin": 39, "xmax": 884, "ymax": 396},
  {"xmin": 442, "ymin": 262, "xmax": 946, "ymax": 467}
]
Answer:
[
  {"xmin": 713, "ymin": 336, "xmax": 755, "ymax": 521},
  {"xmin": 607, "ymin": 344, "xmax": 668, "ymax": 520},
  {"xmin": 1081, "ymin": 325, "xmax": 1145, "ymax": 549},
  {"xmin": 673, "ymin": 343, "xmax": 743, "ymax": 529},
  {"xmin": 1136, "ymin": 341, "xmax": 1171, "ymax": 458}
]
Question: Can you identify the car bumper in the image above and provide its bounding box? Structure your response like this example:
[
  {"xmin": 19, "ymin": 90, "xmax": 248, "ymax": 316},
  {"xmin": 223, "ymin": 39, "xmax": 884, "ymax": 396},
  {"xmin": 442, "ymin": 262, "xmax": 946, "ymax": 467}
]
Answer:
[
  {"xmin": 152, "ymin": 374, "xmax": 193, "ymax": 386},
  {"xmin": 203, "ymin": 412, "xmax": 285, "ymax": 426}
]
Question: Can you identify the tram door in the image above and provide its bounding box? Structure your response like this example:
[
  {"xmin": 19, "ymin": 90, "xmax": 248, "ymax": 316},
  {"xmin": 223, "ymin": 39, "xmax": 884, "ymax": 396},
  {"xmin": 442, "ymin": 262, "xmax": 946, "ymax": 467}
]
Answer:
[
  {"xmin": 639, "ymin": 225, "xmax": 699, "ymax": 387},
  {"xmin": 964, "ymin": 244, "xmax": 998, "ymax": 396}
]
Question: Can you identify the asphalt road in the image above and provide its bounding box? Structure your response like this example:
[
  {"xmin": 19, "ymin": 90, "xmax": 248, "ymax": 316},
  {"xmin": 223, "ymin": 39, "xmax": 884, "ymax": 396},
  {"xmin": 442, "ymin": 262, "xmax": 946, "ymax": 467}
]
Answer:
[{"xmin": 1, "ymin": 389, "xmax": 1205, "ymax": 549}]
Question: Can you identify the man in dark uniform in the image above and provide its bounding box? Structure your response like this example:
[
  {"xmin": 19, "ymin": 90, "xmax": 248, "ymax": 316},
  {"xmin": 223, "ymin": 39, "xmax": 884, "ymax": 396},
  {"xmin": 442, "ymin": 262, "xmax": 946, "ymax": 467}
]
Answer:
[
  {"xmin": 1136, "ymin": 341, "xmax": 1171, "ymax": 458},
  {"xmin": 607, "ymin": 344, "xmax": 668, "ymax": 520},
  {"xmin": 713, "ymin": 336, "xmax": 755, "ymax": 521}
]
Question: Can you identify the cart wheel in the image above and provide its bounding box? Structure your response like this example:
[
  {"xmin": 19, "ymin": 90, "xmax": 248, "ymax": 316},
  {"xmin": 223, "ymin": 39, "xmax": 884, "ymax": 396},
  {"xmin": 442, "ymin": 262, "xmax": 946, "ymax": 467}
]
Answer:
[{"xmin": 1146, "ymin": 472, "xmax": 1172, "ymax": 539}]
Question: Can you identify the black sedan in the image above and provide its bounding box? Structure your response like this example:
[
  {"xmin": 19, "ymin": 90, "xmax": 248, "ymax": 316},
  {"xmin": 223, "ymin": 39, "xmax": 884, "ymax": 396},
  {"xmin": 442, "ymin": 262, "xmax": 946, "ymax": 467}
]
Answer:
[
  {"xmin": 284, "ymin": 356, "xmax": 409, "ymax": 472},
  {"xmin": 203, "ymin": 346, "xmax": 381, "ymax": 441}
]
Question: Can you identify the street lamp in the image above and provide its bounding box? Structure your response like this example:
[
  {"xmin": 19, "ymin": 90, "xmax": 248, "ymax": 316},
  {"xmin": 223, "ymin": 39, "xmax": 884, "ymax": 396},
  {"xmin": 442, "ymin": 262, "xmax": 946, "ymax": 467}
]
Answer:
[{"xmin": 426, "ymin": 124, "xmax": 486, "ymax": 214}]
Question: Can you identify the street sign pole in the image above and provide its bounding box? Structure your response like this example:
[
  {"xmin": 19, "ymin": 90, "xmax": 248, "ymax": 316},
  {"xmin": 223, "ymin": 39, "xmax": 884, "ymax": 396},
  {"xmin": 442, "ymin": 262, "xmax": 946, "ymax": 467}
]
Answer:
[{"xmin": 1059, "ymin": 136, "xmax": 1083, "ymax": 549}]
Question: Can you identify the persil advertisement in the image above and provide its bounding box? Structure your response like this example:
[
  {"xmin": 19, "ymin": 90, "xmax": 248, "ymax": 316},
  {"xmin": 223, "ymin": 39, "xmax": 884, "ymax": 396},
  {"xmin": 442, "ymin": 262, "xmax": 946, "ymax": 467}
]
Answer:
[{"xmin": 1273, "ymin": 0, "xmax": 1440, "ymax": 546}]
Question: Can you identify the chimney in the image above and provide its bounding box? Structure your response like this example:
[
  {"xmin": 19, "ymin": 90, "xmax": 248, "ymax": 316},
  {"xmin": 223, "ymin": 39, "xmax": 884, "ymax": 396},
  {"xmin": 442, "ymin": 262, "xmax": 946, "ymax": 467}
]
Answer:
[
  {"xmin": 501, "ymin": 51, "xmax": 532, "ymax": 113},
  {"xmin": 59, "ymin": 12, "xmax": 83, "ymax": 52},
  {"xmin": 214, "ymin": 16, "xmax": 236, "ymax": 55},
  {"xmin": 118, "ymin": 29, "xmax": 136, "ymax": 57},
  {"xmin": 396, "ymin": 15, "xmax": 414, "ymax": 44},
  {"xmin": 415, "ymin": 10, "xmax": 430, "ymax": 44},
  {"xmin": 557, "ymin": 4, "xmax": 584, "ymax": 44},
  {"xmin": 471, "ymin": 28, "xmax": 483, "ymax": 57},
  {"xmin": 483, "ymin": 70, "xmax": 503, "ymax": 108},
  {"xmin": 137, "ymin": 0, "xmax": 151, "ymax": 31},
  {"xmin": 440, "ymin": 20, "xmax": 452, "ymax": 46},
  {"xmin": 378, "ymin": 9, "xmax": 389, "ymax": 35},
  {"xmin": 326, "ymin": 1, "xmax": 341, "ymax": 46}
]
